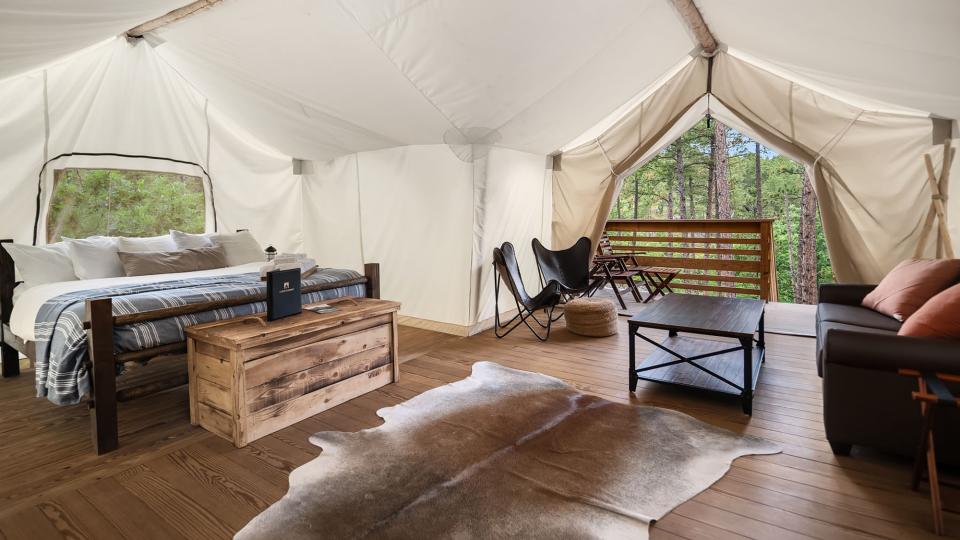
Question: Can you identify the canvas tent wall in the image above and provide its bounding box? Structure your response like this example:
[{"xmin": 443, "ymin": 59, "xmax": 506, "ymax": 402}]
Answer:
[
  {"xmin": 553, "ymin": 51, "xmax": 959, "ymax": 284},
  {"xmin": 0, "ymin": 0, "xmax": 957, "ymax": 333},
  {"xmin": 0, "ymin": 37, "xmax": 555, "ymax": 335}
]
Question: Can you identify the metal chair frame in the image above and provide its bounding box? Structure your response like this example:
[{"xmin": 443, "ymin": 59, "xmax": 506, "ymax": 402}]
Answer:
[
  {"xmin": 493, "ymin": 268, "xmax": 562, "ymax": 341},
  {"xmin": 492, "ymin": 243, "xmax": 562, "ymax": 342}
]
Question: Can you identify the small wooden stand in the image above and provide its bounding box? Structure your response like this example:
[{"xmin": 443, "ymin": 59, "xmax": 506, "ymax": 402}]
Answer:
[
  {"xmin": 914, "ymin": 140, "xmax": 955, "ymax": 259},
  {"xmin": 899, "ymin": 368, "xmax": 960, "ymax": 536}
]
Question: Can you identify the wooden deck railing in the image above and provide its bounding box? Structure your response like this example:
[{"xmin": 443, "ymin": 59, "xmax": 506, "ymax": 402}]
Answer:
[{"xmin": 604, "ymin": 219, "xmax": 778, "ymax": 301}]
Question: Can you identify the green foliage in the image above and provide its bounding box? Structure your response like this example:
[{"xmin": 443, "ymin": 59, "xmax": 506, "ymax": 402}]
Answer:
[
  {"xmin": 609, "ymin": 119, "xmax": 834, "ymax": 303},
  {"xmin": 47, "ymin": 168, "xmax": 205, "ymax": 242}
]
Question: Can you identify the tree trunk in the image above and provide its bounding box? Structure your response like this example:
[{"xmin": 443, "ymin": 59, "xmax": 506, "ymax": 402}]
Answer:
[
  {"xmin": 632, "ymin": 174, "xmax": 639, "ymax": 219},
  {"xmin": 667, "ymin": 175, "xmax": 674, "ymax": 219},
  {"xmin": 712, "ymin": 122, "xmax": 731, "ymax": 293},
  {"xmin": 706, "ymin": 124, "xmax": 715, "ymax": 219},
  {"xmin": 798, "ymin": 169, "xmax": 819, "ymax": 304},
  {"xmin": 784, "ymin": 192, "xmax": 800, "ymax": 302},
  {"xmin": 714, "ymin": 123, "xmax": 730, "ymax": 219},
  {"xmin": 676, "ymin": 144, "xmax": 686, "ymax": 219},
  {"xmin": 754, "ymin": 142, "xmax": 762, "ymax": 218},
  {"xmin": 687, "ymin": 176, "xmax": 696, "ymax": 218}
]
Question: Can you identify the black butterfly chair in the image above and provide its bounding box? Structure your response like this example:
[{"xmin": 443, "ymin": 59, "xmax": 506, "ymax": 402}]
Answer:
[
  {"xmin": 532, "ymin": 237, "xmax": 594, "ymax": 301},
  {"xmin": 493, "ymin": 242, "xmax": 563, "ymax": 341}
]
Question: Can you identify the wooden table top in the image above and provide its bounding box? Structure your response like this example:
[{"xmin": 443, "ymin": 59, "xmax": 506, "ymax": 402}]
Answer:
[
  {"xmin": 628, "ymin": 294, "xmax": 763, "ymax": 338},
  {"xmin": 185, "ymin": 297, "xmax": 400, "ymax": 349}
]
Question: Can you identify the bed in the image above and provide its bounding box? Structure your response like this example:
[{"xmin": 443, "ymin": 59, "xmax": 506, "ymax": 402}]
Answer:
[{"xmin": 0, "ymin": 239, "xmax": 380, "ymax": 453}]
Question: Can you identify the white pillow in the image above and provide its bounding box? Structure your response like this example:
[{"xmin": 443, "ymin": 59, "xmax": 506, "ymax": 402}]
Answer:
[
  {"xmin": 3, "ymin": 242, "xmax": 77, "ymax": 288},
  {"xmin": 63, "ymin": 235, "xmax": 118, "ymax": 248},
  {"xmin": 209, "ymin": 231, "xmax": 264, "ymax": 266},
  {"xmin": 68, "ymin": 238, "xmax": 125, "ymax": 279},
  {"xmin": 118, "ymin": 234, "xmax": 177, "ymax": 253},
  {"xmin": 170, "ymin": 230, "xmax": 213, "ymax": 250}
]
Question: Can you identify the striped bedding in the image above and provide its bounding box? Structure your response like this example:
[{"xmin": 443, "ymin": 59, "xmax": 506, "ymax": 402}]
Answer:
[{"xmin": 34, "ymin": 269, "xmax": 365, "ymax": 405}]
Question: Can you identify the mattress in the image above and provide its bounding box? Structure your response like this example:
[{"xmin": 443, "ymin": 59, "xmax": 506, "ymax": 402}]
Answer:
[
  {"xmin": 10, "ymin": 262, "xmax": 265, "ymax": 342},
  {"xmin": 27, "ymin": 266, "xmax": 366, "ymax": 405}
]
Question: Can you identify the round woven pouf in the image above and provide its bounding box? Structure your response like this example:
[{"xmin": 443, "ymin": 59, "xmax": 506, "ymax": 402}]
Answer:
[{"xmin": 564, "ymin": 297, "xmax": 618, "ymax": 337}]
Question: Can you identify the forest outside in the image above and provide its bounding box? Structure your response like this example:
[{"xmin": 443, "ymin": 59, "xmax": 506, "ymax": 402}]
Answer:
[
  {"xmin": 47, "ymin": 168, "xmax": 206, "ymax": 243},
  {"xmin": 609, "ymin": 118, "xmax": 833, "ymax": 304}
]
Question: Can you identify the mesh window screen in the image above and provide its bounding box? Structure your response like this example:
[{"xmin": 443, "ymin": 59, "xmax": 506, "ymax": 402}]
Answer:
[{"xmin": 46, "ymin": 168, "xmax": 206, "ymax": 242}]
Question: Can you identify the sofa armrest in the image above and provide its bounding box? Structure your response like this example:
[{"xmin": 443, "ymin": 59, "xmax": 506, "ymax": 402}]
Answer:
[
  {"xmin": 818, "ymin": 283, "xmax": 877, "ymax": 306},
  {"xmin": 823, "ymin": 328, "xmax": 960, "ymax": 374}
]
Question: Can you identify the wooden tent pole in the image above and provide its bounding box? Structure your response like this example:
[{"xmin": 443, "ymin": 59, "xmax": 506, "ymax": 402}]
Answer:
[
  {"xmin": 915, "ymin": 140, "xmax": 955, "ymax": 259},
  {"xmin": 668, "ymin": 0, "xmax": 718, "ymax": 54},
  {"xmin": 126, "ymin": 0, "xmax": 223, "ymax": 38}
]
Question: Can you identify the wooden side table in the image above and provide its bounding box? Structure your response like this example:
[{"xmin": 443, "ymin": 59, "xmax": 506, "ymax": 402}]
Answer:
[
  {"xmin": 185, "ymin": 297, "xmax": 400, "ymax": 447},
  {"xmin": 900, "ymin": 368, "xmax": 960, "ymax": 536}
]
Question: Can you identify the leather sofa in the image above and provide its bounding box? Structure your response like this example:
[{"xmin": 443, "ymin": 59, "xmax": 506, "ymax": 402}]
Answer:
[{"xmin": 817, "ymin": 284, "xmax": 960, "ymax": 464}]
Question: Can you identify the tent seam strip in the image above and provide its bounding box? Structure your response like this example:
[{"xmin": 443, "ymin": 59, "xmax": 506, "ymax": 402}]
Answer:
[
  {"xmin": 812, "ymin": 110, "xmax": 863, "ymax": 168},
  {"xmin": 356, "ymin": 155, "xmax": 366, "ymax": 265}
]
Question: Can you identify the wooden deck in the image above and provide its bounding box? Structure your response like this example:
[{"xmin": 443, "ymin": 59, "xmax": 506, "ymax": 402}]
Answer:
[{"xmin": 0, "ymin": 319, "xmax": 957, "ymax": 539}]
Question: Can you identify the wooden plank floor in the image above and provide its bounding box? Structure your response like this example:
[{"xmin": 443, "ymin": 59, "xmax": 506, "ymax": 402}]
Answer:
[{"xmin": 1, "ymin": 317, "xmax": 958, "ymax": 539}]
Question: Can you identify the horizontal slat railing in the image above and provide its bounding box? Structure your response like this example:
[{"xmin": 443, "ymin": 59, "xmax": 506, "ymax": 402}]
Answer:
[{"xmin": 604, "ymin": 219, "xmax": 777, "ymax": 301}]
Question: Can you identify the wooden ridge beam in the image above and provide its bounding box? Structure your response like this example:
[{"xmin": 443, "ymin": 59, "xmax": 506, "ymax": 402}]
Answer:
[
  {"xmin": 669, "ymin": 0, "xmax": 718, "ymax": 54},
  {"xmin": 126, "ymin": 0, "xmax": 224, "ymax": 38}
]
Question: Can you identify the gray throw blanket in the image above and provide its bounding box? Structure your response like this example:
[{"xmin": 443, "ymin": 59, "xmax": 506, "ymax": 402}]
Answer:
[{"xmin": 34, "ymin": 269, "xmax": 365, "ymax": 405}]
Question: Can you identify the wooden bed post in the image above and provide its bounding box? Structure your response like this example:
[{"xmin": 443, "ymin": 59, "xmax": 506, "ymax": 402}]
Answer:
[
  {"xmin": 364, "ymin": 263, "xmax": 381, "ymax": 299},
  {"xmin": 86, "ymin": 298, "xmax": 118, "ymax": 454},
  {"xmin": 1, "ymin": 239, "xmax": 19, "ymax": 378}
]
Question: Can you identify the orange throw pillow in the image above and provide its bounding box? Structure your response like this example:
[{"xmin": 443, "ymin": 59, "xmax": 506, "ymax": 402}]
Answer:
[
  {"xmin": 861, "ymin": 258, "xmax": 960, "ymax": 321},
  {"xmin": 899, "ymin": 283, "xmax": 960, "ymax": 339}
]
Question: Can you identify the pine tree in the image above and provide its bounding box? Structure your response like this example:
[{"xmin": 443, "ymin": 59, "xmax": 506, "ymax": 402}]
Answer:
[
  {"xmin": 754, "ymin": 142, "xmax": 762, "ymax": 217},
  {"xmin": 714, "ymin": 123, "xmax": 731, "ymax": 219},
  {"xmin": 798, "ymin": 168, "xmax": 818, "ymax": 303},
  {"xmin": 675, "ymin": 143, "xmax": 686, "ymax": 219}
]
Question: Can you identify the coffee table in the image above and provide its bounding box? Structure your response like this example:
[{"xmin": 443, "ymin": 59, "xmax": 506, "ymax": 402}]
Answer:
[{"xmin": 627, "ymin": 294, "xmax": 765, "ymax": 414}]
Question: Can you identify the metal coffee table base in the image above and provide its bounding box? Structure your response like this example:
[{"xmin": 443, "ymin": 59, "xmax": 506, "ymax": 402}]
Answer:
[{"xmin": 629, "ymin": 328, "xmax": 765, "ymax": 415}]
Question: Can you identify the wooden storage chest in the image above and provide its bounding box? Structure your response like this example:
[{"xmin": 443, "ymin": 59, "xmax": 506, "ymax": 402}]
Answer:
[{"xmin": 185, "ymin": 297, "xmax": 400, "ymax": 447}]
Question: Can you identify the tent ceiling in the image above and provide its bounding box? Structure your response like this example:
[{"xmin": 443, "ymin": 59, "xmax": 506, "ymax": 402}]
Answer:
[
  {"xmin": 0, "ymin": 0, "xmax": 957, "ymax": 159},
  {"xmin": 698, "ymin": 0, "xmax": 960, "ymax": 119},
  {"xmin": 0, "ymin": 0, "xmax": 185, "ymax": 79},
  {"xmin": 151, "ymin": 0, "xmax": 694, "ymax": 160}
]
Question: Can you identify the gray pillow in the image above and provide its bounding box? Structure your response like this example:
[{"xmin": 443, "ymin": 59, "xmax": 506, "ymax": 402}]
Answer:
[{"xmin": 117, "ymin": 246, "xmax": 228, "ymax": 277}]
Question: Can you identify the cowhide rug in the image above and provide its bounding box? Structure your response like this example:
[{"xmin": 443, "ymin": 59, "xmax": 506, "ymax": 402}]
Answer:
[{"xmin": 236, "ymin": 361, "xmax": 780, "ymax": 539}]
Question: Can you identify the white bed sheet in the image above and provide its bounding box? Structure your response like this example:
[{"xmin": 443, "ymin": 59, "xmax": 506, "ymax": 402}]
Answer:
[{"xmin": 10, "ymin": 262, "xmax": 264, "ymax": 342}]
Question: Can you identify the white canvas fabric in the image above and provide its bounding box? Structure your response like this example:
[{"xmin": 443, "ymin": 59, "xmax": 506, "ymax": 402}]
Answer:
[
  {"xmin": 552, "ymin": 53, "xmax": 955, "ymax": 283},
  {"xmin": 708, "ymin": 54, "xmax": 945, "ymax": 282},
  {"xmin": 0, "ymin": 0, "xmax": 184, "ymax": 80},
  {"xmin": 552, "ymin": 58, "xmax": 709, "ymax": 250},
  {"xmin": 150, "ymin": 0, "xmax": 692, "ymax": 160},
  {"xmin": 698, "ymin": 0, "xmax": 960, "ymax": 119},
  {"xmin": 0, "ymin": 0, "xmax": 957, "ymax": 331}
]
